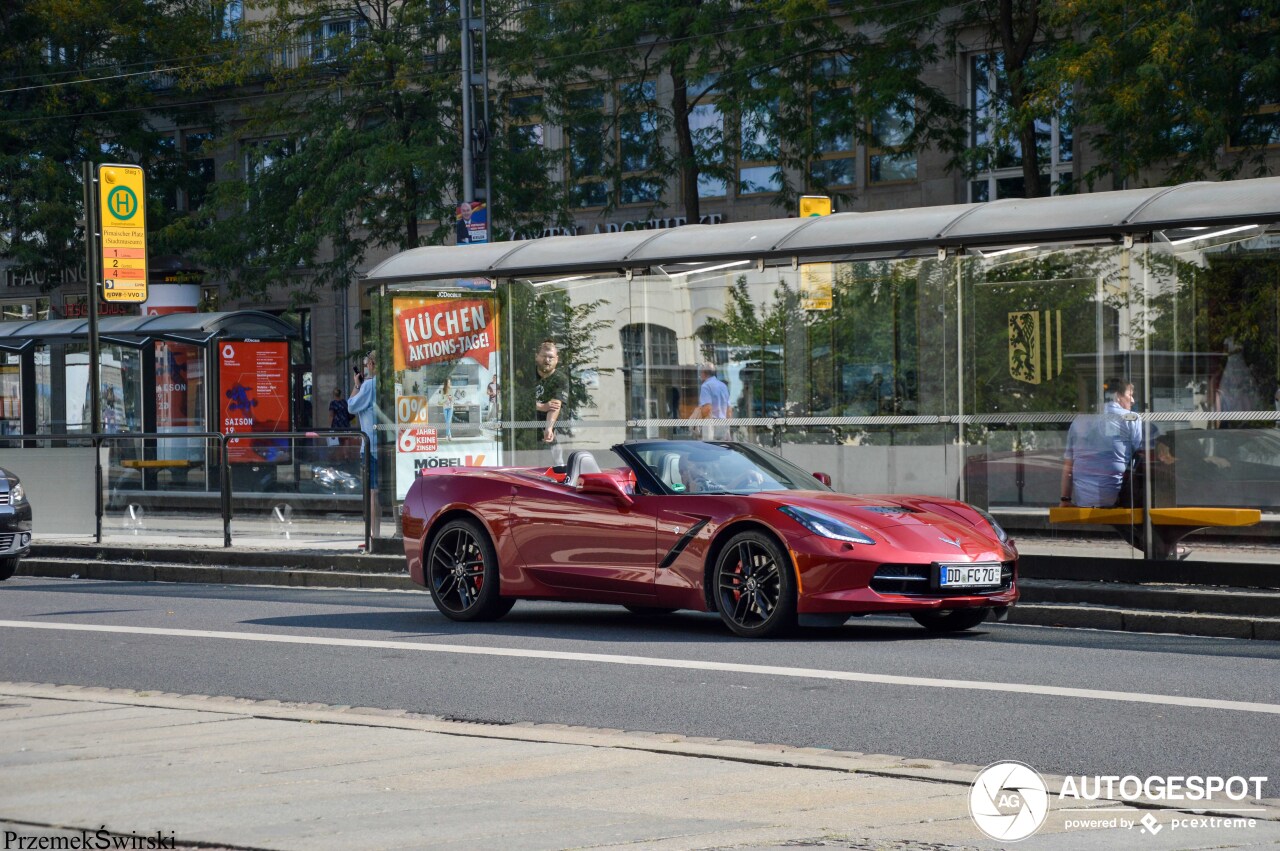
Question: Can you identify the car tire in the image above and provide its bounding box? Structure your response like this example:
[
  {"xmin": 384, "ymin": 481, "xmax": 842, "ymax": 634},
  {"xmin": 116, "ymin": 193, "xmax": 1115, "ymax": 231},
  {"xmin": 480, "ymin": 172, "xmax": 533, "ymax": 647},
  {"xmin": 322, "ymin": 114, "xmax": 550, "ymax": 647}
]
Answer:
[
  {"xmin": 425, "ymin": 518, "xmax": 513, "ymax": 622},
  {"xmin": 0, "ymin": 558, "xmax": 16, "ymax": 581},
  {"xmin": 911, "ymin": 608, "xmax": 988, "ymax": 633},
  {"xmin": 712, "ymin": 530, "xmax": 797, "ymax": 638},
  {"xmin": 622, "ymin": 605, "xmax": 677, "ymax": 616}
]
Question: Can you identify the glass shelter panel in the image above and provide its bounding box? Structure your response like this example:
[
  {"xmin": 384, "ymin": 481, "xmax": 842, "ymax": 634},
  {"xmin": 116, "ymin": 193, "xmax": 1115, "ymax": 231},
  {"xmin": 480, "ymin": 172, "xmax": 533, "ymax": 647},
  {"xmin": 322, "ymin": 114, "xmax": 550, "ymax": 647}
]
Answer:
[{"xmin": 0, "ymin": 352, "xmax": 19, "ymax": 436}]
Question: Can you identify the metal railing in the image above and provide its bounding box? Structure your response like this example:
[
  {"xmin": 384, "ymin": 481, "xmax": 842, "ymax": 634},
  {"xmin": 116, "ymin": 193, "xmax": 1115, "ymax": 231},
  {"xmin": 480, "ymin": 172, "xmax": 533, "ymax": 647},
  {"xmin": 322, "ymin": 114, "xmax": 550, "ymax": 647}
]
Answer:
[{"xmin": 1, "ymin": 431, "xmax": 371, "ymax": 550}]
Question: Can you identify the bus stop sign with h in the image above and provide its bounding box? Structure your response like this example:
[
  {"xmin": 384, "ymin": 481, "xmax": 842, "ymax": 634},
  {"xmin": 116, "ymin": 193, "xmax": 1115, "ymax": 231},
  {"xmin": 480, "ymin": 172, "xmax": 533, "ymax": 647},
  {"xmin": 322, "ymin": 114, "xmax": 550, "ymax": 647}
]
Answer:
[{"xmin": 98, "ymin": 164, "xmax": 148, "ymax": 304}]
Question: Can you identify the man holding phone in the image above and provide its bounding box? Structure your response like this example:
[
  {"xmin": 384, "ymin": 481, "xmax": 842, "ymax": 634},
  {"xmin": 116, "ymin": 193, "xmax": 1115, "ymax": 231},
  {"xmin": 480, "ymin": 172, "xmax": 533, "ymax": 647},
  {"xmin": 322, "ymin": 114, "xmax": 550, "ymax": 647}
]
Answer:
[{"xmin": 347, "ymin": 353, "xmax": 380, "ymax": 535}]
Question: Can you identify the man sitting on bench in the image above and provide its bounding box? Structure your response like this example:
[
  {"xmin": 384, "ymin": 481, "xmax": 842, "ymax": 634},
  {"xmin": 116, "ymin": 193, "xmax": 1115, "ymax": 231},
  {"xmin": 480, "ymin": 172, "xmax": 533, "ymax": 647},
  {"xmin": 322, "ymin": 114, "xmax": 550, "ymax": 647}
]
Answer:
[{"xmin": 1058, "ymin": 377, "xmax": 1186, "ymax": 557}]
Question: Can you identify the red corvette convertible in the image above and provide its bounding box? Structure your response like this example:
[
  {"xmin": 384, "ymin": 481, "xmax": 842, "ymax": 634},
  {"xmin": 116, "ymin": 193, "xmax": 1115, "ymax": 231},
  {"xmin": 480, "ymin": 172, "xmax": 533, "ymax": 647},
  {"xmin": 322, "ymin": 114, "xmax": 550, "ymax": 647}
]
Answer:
[{"xmin": 401, "ymin": 441, "xmax": 1018, "ymax": 637}]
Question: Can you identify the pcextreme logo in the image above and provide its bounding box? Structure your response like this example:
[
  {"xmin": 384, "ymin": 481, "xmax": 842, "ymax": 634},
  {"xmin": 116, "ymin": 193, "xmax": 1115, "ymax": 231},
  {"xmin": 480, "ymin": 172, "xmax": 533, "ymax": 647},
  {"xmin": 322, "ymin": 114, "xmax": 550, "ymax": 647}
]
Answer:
[{"xmin": 969, "ymin": 761, "xmax": 1050, "ymax": 841}]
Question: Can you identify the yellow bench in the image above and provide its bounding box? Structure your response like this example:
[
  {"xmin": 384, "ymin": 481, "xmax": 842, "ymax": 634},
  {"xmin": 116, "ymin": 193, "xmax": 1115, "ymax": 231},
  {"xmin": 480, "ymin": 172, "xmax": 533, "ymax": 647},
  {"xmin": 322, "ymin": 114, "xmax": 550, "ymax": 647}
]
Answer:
[
  {"xmin": 1049, "ymin": 507, "xmax": 1262, "ymax": 560},
  {"xmin": 121, "ymin": 459, "xmax": 193, "ymax": 469}
]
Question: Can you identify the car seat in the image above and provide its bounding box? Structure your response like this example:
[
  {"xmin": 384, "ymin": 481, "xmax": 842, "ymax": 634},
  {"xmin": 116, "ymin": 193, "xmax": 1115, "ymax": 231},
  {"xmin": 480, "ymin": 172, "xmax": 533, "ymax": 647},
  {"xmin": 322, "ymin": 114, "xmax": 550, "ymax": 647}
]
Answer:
[{"xmin": 564, "ymin": 450, "xmax": 601, "ymax": 487}]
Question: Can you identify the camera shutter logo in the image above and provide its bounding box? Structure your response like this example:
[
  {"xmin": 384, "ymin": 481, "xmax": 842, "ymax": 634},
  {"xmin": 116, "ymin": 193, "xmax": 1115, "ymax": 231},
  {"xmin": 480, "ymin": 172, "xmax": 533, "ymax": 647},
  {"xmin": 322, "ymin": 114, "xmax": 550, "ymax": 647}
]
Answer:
[{"xmin": 969, "ymin": 761, "xmax": 1050, "ymax": 841}]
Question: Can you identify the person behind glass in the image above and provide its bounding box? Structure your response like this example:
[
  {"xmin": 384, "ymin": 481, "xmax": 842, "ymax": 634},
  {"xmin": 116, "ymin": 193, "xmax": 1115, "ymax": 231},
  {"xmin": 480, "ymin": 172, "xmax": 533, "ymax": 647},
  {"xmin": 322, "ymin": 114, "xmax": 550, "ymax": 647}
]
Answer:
[
  {"xmin": 1061, "ymin": 378, "xmax": 1143, "ymax": 508},
  {"xmin": 346, "ymin": 352, "xmax": 380, "ymax": 534},
  {"xmin": 102, "ymin": 386, "xmax": 119, "ymax": 433},
  {"xmin": 1060, "ymin": 377, "xmax": 1151, "ymax": 551},
  {"xmin": 439, "ymin": 377, "xmax": 454, "ymax": 441},
  {"xmin": 533, "ymin": 339, "xmax": 569, "ymax": 467},
  {"xmin": 486, "ymin": 377, "xmax": 500, "ymax": 422},
  {"xmin": 694, "ymin": 361, "xmax": 730, "ymax": 440},
  {"xmin": 329, "ymin": 387, "xmax": 352, "ymax": 431}
]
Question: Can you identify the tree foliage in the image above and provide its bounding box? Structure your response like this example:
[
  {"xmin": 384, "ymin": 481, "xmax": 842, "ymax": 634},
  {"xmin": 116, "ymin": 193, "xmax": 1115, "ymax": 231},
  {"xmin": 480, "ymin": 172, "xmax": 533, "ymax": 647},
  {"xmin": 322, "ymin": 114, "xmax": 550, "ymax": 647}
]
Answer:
[
  {"xmin": 515, "ymin": 0, "xmax": 962, "ymax": 220},
  {"xmin": 1046, "ymin": 0, "xmax": 1280, "ymax": 187},
  {"xmin": 0, "ymin": 0, "xmax": 219, "ymax": 282}
]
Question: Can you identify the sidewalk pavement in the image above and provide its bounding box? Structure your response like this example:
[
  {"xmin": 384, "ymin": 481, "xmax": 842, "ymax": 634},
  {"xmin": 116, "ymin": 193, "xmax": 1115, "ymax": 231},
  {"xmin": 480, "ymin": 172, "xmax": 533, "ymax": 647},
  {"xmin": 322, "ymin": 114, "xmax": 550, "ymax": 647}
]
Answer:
[{"xmin": 2, "ymin": 684, "xmax": 1278, "ymax": 851}]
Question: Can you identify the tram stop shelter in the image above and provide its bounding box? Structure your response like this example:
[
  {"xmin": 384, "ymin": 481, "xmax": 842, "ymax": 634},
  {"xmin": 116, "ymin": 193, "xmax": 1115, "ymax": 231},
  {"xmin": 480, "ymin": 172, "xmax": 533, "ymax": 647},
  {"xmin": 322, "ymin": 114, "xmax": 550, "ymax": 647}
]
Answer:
[{"xmin": 0, "ymin": 310, "xmax": 298, "ymax": 439}]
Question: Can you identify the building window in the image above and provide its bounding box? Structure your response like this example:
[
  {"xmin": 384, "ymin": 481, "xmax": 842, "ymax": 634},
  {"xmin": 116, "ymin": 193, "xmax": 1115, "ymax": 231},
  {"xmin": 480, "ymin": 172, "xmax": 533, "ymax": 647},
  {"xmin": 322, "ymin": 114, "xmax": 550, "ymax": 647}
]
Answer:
[
  {"xmin": 688, "ymin": 77, "xmax": 727, "ymax": 199},
  {"xmin": 617, "ymin": 81, "xmax": 661, "ymax": 205},
  {"xmin": 621, "ymin": 323, "xmax": 679, "ymax": 368},
  {"xmin": 809, "ymin": 57, "xmax": 856, "ymax": 189},
  {"xmin": 968, "ymin": 53, "xmax": 1072, "ymax": 202},
  {"xmin": 565, "ymin": 88, "xmax": 609, "ymax": 208},
  {"xmin": 1, "ymin": 299, "xmax": 51, "ymax": 321},
  {"xmin": 184, "ymin": 131, "xmax": 215, "ymax": 211},
  {"xmin": 868, "ymin": 103, "xmax": 917, "ymax": 184},
  {"xmin": 739, "ymin": 77, "xmax": 781, "ymax": 196},
  {"xmin": 244, "ymin": 138, "xmax": 295, "ymax": 182},
  {"xmin": 1230, "ymin": 104, "xmax": 1280, "ymax": 149},
  {"xmin": 311, "ymin": 18, "xmax": 359, "ymax": 63},
  {"xmin": 220, "ymin": 0, "xmax": 243, "ymax": 39},
  {"xmin": 507, "ymin": 94, "xmax": 544, "ymax": 153}
]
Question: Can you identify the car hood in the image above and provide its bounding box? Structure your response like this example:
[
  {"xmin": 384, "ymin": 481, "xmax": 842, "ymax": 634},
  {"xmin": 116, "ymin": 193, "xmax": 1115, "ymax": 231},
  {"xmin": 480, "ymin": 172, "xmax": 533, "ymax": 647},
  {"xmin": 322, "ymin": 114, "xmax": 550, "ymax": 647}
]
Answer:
[{"xmin": 763, "ymin": 491, "xmax": 1007, "ymax": 557}]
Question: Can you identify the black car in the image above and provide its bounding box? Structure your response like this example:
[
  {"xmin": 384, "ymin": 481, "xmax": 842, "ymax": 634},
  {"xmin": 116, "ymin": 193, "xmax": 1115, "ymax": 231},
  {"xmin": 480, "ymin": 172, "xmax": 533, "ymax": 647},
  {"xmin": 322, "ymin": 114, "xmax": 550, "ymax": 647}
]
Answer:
[{"xmin": 0, "ymin": 467, "xmax": 32, "ymax": 581}]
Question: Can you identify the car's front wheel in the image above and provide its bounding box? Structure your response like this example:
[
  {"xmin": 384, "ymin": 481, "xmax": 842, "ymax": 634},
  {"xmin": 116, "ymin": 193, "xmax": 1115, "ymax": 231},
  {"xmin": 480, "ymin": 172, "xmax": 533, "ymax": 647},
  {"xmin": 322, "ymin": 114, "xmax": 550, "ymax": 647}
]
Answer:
[
  {"xmin": 911, "ymin": 608, "xmax": 988, "ymax": 633},
  {"xmin": 0, "ymin": 558, "xmax": 16, "ymax": 581},
  {"xmin": 426, "ymin": 518, "xmax": 513, "ymax": 622},
  {"xmin": 713, "ymin": 531, "xmax": 797, "ymax": 638}
]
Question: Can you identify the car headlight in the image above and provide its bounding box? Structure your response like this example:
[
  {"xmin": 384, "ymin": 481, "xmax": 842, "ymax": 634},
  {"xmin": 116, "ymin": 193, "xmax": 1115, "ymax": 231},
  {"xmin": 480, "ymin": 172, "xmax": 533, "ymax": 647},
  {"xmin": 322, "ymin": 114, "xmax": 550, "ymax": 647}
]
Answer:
[
  {"xmin": 973, "ymin": 507, "xmax": 1008, "ymax": 543},
  {"xmin": 9, "ymin": 483, "xmax": 24, "ymax": 505},
  {"xmin": 778, "ymin": 505, "xmax": 875, "ymax": 545}
]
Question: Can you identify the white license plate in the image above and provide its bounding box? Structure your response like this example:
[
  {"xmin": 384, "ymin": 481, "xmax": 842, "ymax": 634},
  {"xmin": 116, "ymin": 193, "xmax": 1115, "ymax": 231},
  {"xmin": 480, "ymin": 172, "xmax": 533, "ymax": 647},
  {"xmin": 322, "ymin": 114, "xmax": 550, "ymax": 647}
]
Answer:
[{"xmin": 939, "ymin": 564, "xmax": 1001, "ymax": 588}]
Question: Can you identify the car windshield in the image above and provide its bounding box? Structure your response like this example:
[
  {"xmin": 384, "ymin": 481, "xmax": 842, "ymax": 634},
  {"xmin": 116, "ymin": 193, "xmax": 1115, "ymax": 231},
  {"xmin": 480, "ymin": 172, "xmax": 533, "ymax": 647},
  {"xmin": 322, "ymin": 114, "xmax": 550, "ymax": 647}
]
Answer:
[{"xmin": 623, "ymin": 441, "xmax": 831, "ymax": 495}]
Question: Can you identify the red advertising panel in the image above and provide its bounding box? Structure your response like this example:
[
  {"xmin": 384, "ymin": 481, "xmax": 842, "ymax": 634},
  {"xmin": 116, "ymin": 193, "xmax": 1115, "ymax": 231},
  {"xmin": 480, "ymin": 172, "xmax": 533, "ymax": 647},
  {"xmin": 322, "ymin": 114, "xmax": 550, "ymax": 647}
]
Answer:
[
  {"xmin": 392, "ymin": 297, "xmax": 498, "ymax": 372},
  {"xmin": 219, "ymin": 340, "xmax": 290, "ymax": 463}
]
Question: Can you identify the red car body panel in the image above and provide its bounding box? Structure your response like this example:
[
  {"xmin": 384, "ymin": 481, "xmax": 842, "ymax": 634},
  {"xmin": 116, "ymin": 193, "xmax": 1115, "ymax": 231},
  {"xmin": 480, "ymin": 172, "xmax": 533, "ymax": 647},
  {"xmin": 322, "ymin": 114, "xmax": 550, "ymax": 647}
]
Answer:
[{"xmin": 402, "ymin": 450, "xmax": 1019, "ymax": 620}]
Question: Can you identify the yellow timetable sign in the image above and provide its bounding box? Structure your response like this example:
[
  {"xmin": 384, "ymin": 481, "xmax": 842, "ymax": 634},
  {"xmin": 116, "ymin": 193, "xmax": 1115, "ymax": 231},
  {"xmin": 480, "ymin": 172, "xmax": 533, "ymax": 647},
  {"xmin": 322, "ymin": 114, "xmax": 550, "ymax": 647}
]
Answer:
[
  {"xmin": 98, "ymin": 164, "xmax": 148, "ymax": 303},
  {"xmin": 799, "ymin": 195, "xmax": 832, "ymax": 217}
]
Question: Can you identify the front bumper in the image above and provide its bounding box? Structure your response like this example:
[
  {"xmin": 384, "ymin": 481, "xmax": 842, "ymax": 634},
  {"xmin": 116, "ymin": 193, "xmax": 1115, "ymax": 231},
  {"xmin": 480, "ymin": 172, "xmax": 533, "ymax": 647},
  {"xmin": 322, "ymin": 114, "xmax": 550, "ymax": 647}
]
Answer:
[{"xmin": 792, "ymin": 535, "xmax": 1019, "ymax": 614}]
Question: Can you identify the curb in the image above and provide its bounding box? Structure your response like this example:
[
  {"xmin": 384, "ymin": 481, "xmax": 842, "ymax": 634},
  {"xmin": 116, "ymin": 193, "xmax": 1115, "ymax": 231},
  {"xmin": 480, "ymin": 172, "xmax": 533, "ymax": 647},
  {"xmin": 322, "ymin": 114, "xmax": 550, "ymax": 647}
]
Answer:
[
  {"xmin": 30, "ymin": 543, "xmax": 402, "ymax": 574},
  {"xmin": 1011, "ymin": 602, "xmax": 1280, "ymax": 640},
  {"xmin": 5, "ymin": 681, "xmax": 1276, "ymax": 819},
  {"xmin": 18, "ymin": 558, "xmax": 415, "ymax": 591},
  {"xmin": 1019, "ymin": 578, "xmax": 1280, "ymax": 618}
]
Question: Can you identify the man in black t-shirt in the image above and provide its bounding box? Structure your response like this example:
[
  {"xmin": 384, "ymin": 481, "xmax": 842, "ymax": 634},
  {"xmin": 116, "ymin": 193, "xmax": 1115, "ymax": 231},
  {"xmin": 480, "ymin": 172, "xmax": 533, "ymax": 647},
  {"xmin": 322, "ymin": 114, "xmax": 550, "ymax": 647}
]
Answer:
[{"xmin": 534, "ymin": 339, "xmax": 570, "ymax": 466}]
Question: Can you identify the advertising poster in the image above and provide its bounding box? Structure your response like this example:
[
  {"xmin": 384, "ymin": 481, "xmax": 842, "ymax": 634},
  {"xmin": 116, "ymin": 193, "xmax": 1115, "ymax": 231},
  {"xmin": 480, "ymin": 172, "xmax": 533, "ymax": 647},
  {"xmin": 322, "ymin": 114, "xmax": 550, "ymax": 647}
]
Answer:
[
  {"xmin": 392, "ymin": 294, "xmax": 501, "ymax": 499},
  {"xmin": 455, "ymin": 201, "xmax": 488, "ymax": 245},
  {"xmin": 219, "ymin": 340, "xmax": 290, "ymax": 463}
]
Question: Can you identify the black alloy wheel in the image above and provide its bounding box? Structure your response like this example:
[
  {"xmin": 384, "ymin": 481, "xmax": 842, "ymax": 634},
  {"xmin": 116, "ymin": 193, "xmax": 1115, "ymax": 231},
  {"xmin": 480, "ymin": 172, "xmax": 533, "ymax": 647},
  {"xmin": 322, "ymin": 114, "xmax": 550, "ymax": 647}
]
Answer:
[
  {"xmin": 0, "ymin": 557, "xmax": 16, "ymax": 581},
  {"xmin": 910, "ymin": 608, "xmax": 988, "ymax": 633},
  {"xmin": 713, "ymin": 531, "xmax": 797, "ymax": 638},
  {"xmin": 425, "ymin": 518, "xmax": 513, "ymax": 621}
]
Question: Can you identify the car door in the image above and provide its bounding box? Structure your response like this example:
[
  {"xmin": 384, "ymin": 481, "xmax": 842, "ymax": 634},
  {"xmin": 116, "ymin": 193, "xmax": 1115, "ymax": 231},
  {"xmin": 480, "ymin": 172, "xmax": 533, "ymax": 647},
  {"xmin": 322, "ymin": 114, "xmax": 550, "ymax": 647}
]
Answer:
[{"xmin": 509, "ymin": 478, "xmax": 658, "ymax": 596}]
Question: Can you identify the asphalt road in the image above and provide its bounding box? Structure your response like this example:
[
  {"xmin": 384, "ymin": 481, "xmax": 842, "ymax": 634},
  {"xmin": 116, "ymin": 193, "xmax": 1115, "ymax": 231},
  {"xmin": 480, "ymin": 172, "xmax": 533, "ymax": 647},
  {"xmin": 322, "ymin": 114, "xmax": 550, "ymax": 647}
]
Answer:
[{"xmin": 1, "ymin": 575, "xmax": 1277, "ymax": 799}]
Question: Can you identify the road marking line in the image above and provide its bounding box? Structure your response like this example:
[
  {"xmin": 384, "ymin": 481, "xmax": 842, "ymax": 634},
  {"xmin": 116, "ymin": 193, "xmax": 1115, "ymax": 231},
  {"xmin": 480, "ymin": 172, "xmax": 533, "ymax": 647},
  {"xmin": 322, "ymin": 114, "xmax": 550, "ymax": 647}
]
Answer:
[{"xmin": 2, "ymin": 619, "xmax": 1278, "ymax": 715}]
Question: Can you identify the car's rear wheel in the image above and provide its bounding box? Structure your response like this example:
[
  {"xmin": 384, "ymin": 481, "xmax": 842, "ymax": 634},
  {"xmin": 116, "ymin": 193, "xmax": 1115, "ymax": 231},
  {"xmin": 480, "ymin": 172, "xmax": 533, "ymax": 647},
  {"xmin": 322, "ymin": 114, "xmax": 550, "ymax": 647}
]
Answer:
[
  {"xmin": 622, "ymin": 605, "xmax": 677, "ymax": 616},
  {"xmin": 426, "ymin": 518, "xmax": 513, "ymax": 621},
  {"xmin": 713, "ymin": 531, "xmax": 797, "ymax": 638},
  {"xmin": 0, "ymin": 558, "xmax": 16, "ymax": 581},
  {"xmin": 911, "ymin": 608, "xmax": 988, "ymax": 633}
]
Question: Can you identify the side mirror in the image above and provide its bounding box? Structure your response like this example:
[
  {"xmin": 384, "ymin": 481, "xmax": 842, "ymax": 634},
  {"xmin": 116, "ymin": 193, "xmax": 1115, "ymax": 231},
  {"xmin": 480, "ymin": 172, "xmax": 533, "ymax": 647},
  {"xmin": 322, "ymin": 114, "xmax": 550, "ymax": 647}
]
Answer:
[
  {"xmin": 577, "ymin": 472, "xmax": 634, "ymax": 506},
  {"xmin": 813, "ymin": 471, "xmax": 832, "ymax": 486}
]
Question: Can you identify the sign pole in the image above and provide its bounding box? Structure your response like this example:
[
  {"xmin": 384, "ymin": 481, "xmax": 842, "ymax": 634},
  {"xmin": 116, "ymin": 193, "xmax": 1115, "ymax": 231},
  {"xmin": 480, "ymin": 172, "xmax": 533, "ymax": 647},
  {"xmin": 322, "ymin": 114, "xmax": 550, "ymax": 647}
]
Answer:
[
  {"xmin": 83, "ymin": 162, "xmax": 101, "ymax": 436},
  {"xmin": 83, "ymin": 162, "xmax": 102, "ymax": 543}
]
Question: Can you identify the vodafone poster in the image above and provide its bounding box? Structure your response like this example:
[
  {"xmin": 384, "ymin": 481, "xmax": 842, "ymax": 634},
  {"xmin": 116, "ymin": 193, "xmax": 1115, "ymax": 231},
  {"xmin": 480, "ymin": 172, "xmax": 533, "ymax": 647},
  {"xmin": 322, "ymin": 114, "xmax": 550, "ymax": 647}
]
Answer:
[
  {"xmin": 392, "ymin": 293, "xmax": 501, "ymax": 499},
  {"xmin": 219, "ymin": 340, "xmax": 290, "ymax": 463}
]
